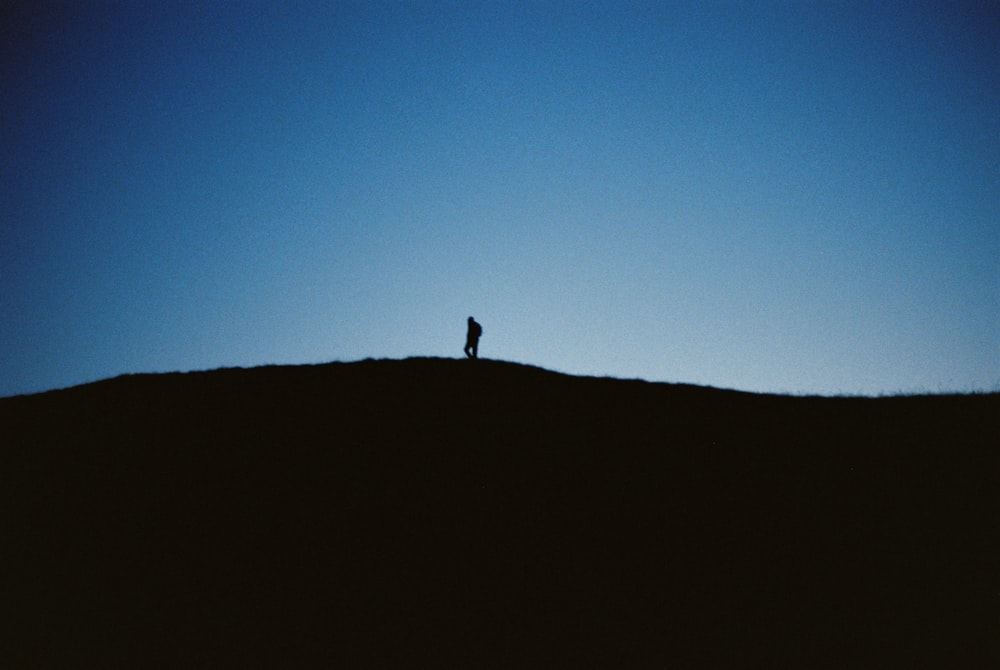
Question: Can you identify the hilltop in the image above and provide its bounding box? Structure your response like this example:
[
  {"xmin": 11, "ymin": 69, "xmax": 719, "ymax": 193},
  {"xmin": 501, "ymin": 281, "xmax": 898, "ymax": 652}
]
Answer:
[{"xmin": 3, "ymin": 357, "xmax": 998, "ymax": 667}]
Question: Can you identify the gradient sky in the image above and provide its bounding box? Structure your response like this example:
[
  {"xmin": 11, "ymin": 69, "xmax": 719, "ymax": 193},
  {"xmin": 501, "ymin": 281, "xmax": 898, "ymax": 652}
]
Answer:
[{"xmin": 3, "ymin": 0, "xmax": 998, "ymax": 397}]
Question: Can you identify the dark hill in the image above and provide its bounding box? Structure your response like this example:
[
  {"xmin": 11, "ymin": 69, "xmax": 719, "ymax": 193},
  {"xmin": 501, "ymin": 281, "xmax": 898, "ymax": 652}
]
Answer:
[{"xmin": 3, "ymin": 358, "xmax": 998, "ymax": 668}]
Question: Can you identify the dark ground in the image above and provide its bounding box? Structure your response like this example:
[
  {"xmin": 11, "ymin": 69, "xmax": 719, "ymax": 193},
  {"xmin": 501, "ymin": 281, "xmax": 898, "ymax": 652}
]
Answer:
[{"xmin": 2, "ymin": 357, "xmax": 998, "ymax": 668}]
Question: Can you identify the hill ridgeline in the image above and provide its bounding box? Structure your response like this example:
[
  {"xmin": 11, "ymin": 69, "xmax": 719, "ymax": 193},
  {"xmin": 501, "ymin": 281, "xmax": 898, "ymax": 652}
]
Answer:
[{"xmin": 3, "ymin": 357, "xmax": 997, "ymax": 667}]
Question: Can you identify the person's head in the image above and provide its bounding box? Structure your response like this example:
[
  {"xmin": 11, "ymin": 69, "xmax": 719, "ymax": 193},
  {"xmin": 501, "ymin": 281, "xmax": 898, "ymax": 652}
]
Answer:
[{"xmin": 468, "ymin": 316, "xmax": 475, "ymax": 323}]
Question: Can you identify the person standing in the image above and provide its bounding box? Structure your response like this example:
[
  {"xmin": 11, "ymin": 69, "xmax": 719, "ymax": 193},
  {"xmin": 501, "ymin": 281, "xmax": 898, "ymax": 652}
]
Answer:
[{"xmin": 464, "ymin": 317, "xmax": 482, "ymax": 359}]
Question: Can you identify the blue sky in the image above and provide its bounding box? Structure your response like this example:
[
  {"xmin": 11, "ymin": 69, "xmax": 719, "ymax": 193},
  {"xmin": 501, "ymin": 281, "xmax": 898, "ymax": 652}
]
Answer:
[{"xmin": 2, "ymin": 0, "xmax": 997, "ymax": 397}]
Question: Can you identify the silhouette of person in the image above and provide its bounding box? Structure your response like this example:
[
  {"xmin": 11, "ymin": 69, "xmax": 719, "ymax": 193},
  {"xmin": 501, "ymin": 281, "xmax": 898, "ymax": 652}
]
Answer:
[{"xmin": 464, "ymin": 317, "xmax": 482, "ymax": 359}]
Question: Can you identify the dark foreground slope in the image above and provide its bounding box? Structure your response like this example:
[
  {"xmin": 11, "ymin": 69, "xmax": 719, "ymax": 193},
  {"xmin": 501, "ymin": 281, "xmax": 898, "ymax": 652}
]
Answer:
[{"xmin": 2, "ymin": 358, "xmax": 998, "ymax": 668}]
